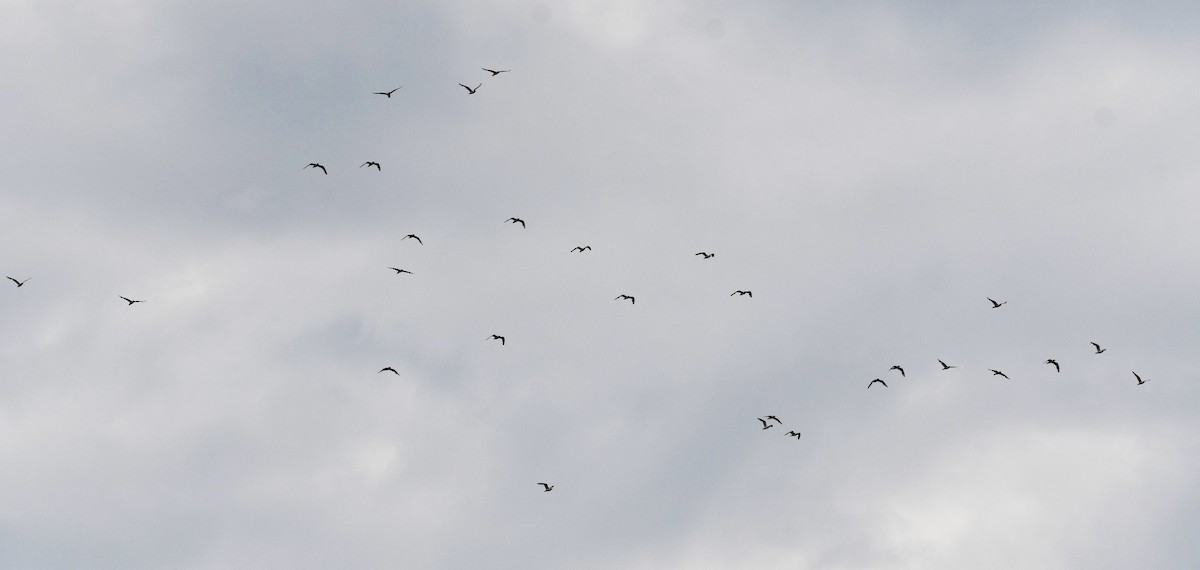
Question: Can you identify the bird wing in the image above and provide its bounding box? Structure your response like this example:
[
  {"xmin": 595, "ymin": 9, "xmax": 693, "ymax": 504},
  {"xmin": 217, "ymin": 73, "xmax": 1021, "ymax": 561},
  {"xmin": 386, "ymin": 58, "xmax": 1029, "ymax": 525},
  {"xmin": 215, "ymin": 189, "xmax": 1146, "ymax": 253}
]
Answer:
[
  {"xmin": 1091, "ymin": 342, "xmax": 1101, "ymax": 350},
  {"xmin": 459, "ymin": 83, "xmax": 472, "ymax": 91},
  {"xmin": 6, "ymin": 277, "xmax": 18, "ymax": 285},
  {"xmin": 757, "ymin": 418, "xmax": 768, "ymax": 428},
  {"xmin": 1133, "ymin": 371, "xmax": 1141, "ymax": 381}
]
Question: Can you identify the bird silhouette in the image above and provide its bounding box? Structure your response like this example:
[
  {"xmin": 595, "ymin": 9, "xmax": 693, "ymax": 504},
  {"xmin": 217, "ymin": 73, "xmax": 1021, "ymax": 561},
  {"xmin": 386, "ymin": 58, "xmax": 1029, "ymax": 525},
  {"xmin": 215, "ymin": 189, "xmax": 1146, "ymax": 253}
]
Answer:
[
  {"xmin": 890, "ymin": 365, "xmax": 905, "ymax": 377},
  {"xmin": 695, "ymin": 252, "xmax": 714, "ymax": 259},
  {"xmin": 506, "ymin": 217, "xmax": 526, "ymax": 228},
  {"xmin": 1091, "ymin": 342, "xmax": 1106, "ymax": 354},
  {"xmin": 571, "ymin": 246, "xmax": 592, "ymax": 252},
  {"xmin": 402, "ymin": 234, "xmax": 423, "ymax": 245},
  {"xmin": 938, "ymin": 359, "xmax": 956, "ymax": 370},
  {"xmin": 379, "ymin": 367, "xmax": 399, "ymax": 375},
  {"xmin": 482, "ymin": 68, "xmax": 510, "ymax": 76},
  {"xmin": 538, "ymin": 483, "xmax": 554, "ymax": 492},
  {"xmin": 989, "ymin": 369, "xmax": 1009, "ymax": 379},
  {"xmin": 731, "ymin": 290, "xmax": 752, "ymax": 297},
  {"xmin": 868, "ymin": 379, "xmax": 887, "ymax": 388},
  {"xmin": 1133, "ymin": 371, "xmax": 1145, "ymax": 385},
  {"xmin": 361, "ymin": 161, "xmax": 381, "ymax": 170},
  {"xmin": 757, "ymin": 418, "xmax": 774, "ymax": 430},
  {"xmin": 6, "ymin": 276, "xmax": 29, "ymax": 287},
  {"xmin": 784, "ymin": 431, "xmax": 801, "ymax": 439},
  {"xmin": 765, "ymin": 415, "xmax": 782, "ymax": 425},
  {"xmin": 459, "ymin": 83, "xmax": 481, "ymax": 94},
  {"xmin": 119, "ymin": 296, "xmax": 144, "ymax": 305},
  {"xmin": 615, "ymin": 294, "xmax": 635, "ymax": 304},
  {"xmin": 489, "ymin": 335, "xmax": 506, "ymax": 346},
  {"xmin": 1045, "ymin": 359, "xmax": 1060, "ymax": 373},
  {"xmin": 388, "ymin": 267, "xmax": 413, "ymax": 274},
  {"xmin": 374, "ymin": 87, "xmax": 402, "ymax": 97},
  {"xmin": 988, "ymin": 297, "xmax": 1007, "ymax": 308},
  {"xmin": 304, "ymin": 163, "xmax": 327, "ymax": 175}
]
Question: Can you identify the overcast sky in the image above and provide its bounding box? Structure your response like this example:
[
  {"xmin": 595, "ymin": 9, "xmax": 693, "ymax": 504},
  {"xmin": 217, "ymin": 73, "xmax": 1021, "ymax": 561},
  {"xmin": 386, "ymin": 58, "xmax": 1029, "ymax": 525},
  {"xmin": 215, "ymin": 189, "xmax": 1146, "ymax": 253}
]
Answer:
[{"xmin": 2, "ymin": 1, "xmax": 1199, "ymax": 568}]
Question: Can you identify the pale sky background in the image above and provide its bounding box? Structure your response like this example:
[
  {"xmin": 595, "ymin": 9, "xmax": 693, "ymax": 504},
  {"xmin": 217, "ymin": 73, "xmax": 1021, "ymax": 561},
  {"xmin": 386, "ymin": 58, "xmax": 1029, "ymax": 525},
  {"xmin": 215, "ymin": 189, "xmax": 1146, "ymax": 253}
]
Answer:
[{"xmin": 2, "ymin": 1, "xmax": 1199, "ymax": 568}]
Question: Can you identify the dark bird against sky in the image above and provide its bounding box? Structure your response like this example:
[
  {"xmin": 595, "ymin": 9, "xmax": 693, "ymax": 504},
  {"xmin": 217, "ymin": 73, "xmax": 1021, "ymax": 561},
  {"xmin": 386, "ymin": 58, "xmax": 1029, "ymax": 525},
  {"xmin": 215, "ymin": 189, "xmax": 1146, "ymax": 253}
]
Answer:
[
  {"xmin": 785, "ymin": 431, "xmax": 801, "ymax": 439},
  {"xmin": 537, "ymin": 483, "xmax": 554, "ymax": 492},
  {"xmin": 459, "ymin": 83, "xmax": 481, "ymax": 94},
  {"xmin": 615, "ymin": 294, "xmax": 635, "ymax": 304},
  {"xmin": 374, "ymin": 87, "xmax": 401, "ymax": 97},
  {"xmin": 989, "ymin": 369, "xmax": 1009, "ymax": 379},
  {"xmin": 731, "ymin": 290, "xmax": 752, "ymax": 297},
  {"xmin": 489, "ymin": 334, "xmax": 505, "ymax": 346},
  {"xmin": 119, "ymin": 296, "xmax": 144, "ymax": 305},
  {"xmin": 1045, "ymin": 359, "xmax": 1060, "ymax": 372},
  {"xmin": 361, "ymin": 161, "xmax": 381, "ymax": 170},
  {"xmin": 482, "ymin": 68, "xmax": 510, "ymax": 76},
  {"xmin": 6, "ymin": 276, "xmax": 29, "ymax": 287},
  {"xmin": 695, "ymin": 252, "xmax": 714, "ymax": 259},
  {"xmin": 402, "ymin": 234, "xmax": 423, "ymax": 245},
  {"xmin": 571, "ymin": 246, "xmax": 591, "ymax": 252},
  {"xmin": 938, "ymin": 359, "xmax": 956, "ymax": 370},
  {"xmin": 988, "ymin": 297, "xmax": 1007, "ymax": 308},
  {"xmin": 379, "ymin": 367, "xmax": 399, "ymax": 375},
  {"xmin": 388, "ymin": 267, "xmax": 412, "ymax": 274},
  {"xmin": 758, "ymin": 418, "xmax": 774, "ymax": 430},
  {"xmin": 506, "ymin": 217, "xmax": 526, "ymax": 228},
  {"xmin": 765, "ymin": 415, "xmax": 782, "ymax": 425},
  {"xmin": 304, "ymin": 163, "xmax": 327, "ymax": 174},
  {"xmin": 868, "ymin": 379, "xmax": 887, "ymax": 388},
  {"xmin": 890, "ymin": 365, "xmax": 905, "ymax": 377},
  {"xmin": 1133, "ymin": 371, "xmax": 1145, "ymax": 385},
  {"xmin": 1091, "ymin": 342, "xmax": 1106, "ymax": 354}
]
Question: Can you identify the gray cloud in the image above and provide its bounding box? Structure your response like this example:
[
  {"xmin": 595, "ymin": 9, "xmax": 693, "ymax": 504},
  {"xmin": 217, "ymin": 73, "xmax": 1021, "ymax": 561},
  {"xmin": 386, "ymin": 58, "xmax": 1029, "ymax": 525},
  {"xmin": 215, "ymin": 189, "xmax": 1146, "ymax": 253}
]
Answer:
[{"xmin": 1, "ymin": 1, "xmax": 1198, "ymax": 568}]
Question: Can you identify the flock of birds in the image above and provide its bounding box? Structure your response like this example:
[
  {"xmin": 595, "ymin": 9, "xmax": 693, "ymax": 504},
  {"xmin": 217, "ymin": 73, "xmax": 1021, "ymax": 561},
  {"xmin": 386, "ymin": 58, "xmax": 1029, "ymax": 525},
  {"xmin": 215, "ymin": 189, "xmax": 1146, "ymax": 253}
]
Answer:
[
  {"xmin": 4, "ymin": 66, "xmax": 1151, "ymax": 498},
  {"xmin": 862, "ymin": 301, "xmax": 1147, "ymax": 389}
]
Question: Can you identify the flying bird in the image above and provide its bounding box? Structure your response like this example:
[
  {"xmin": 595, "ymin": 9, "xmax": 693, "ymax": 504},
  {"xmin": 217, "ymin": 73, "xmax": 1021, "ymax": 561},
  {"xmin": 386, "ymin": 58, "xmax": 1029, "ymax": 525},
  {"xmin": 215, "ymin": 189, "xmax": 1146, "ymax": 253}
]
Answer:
[
  {"xmin": 695, "ymin": 252, "xmax": 714, "ymax": 259},
  {"xmin": 6, "ymin": 276, "xmax": 29, "ymax": 287},
  {"xmin": 615, "ymin": 294, "xmax": 635, "ymax": 304},
  {"xmin": 402, "ymin": 234, "xmax": 423, "ymax": 245},
  {"xmin": 1045, "ymin": 359, "xmax": 1060, "ymax": 373},
  {"xmin": 304, "ymin": 163, "xmax": 327, "ymax": 174},
  {"xmin": 938, "ymin": 359, "xmax": 956, "ymax": 370},
  {"xmin": 765, "ymin": 415, "xmax": 782, "ymax": 425},
  {"xmin": 757, "ymin": 418, "xmax": 774, "ymax": 430},
  {"xmin": 571, "ymin": 246, "xmax": 592, "ymax": 252},
  {"xmin": 1133, "ymin": 371, "xmax": 1145, "ymax": 385},
  {"xmin": 379, "ymin": 367, "xmax": 399, "ymax": 375},
  {"xmin": 731, "ymin": 290, "xmax": 752, "ymax": 297},
  {"xmin": 489, "ymin": 335, "xmax": 506, "ymax": 345},
  {"xmin": 868, "ymin": 379, "xmax": 887, "ymax": 388},
  {"xmin": 890, "ymin": 365, "xmax": 905, "ymax": 377},
  {"xmin": 119, "ymin": 296, "xmax": 144, "ymax": 305},
  {"xmin": 506, "ymin": 217, "xmax": 526, "ymax": 228},
  {"xmin": 537, "ymin": 483, "xmax": 554, "ymax": 492},
  {"xmin": 361, "ymin": 161, "xmax": 381, "ymax": 170},
  {"xmin": 989, "ymin": 369, "xmax": 1009, "ymax": 379},
  {"xmin": 374, "ymin": 87, "xmax": 402, "ymax": 97},
  {"xmin": 784, "ymin": 431, "xmax": 801, "ymax": 439},
  {"xmin": 388, "ymin": 267, "xmax": 413, "ymax": 274},
  {"xmin": 482, "ymin": 68, "xmax": 510, "ymax": 76},
  {"xmin": 1090, "ymin": 342, "xmax": 1106, "ymax": 354},
  {"xmin": 987, "ymin": 297, "xmax": 1007, "ymax": 308},
  {"xmin": 459, "ymin": 83, "xmax": 481, "ymax": 94}
]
